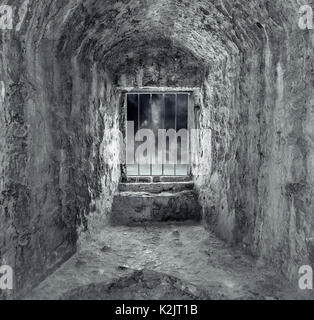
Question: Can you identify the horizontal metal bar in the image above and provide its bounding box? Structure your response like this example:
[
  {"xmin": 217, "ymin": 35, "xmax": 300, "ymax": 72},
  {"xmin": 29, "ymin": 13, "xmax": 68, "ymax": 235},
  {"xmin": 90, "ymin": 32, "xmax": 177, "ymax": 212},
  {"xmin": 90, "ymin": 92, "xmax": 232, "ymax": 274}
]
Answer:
[{"xmin": 118, "ymin": 87, "xmax": 199, "ymax": 94}]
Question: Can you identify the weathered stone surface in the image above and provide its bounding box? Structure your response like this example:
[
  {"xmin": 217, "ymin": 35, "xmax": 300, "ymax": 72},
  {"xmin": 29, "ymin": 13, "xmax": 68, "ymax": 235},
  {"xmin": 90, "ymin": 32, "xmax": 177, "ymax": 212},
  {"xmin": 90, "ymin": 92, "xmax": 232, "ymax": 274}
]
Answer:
[
  {"xmin": 190, "ymin": 0, "xmax": 314, "ymax": 282},
  {"xmin": 119, "ymin": 182, "xmax": 194, "ymax": 193},
  {"xmin": 111, "ymin": 186, "xmax": 201, "ymax": 224},
  {"xmin": 60, "ymin": 269, "xmax": 209, "ymax": 300},
  {"xmin": 0, "ymin": 0, "xmax": 313, "ymax": 297}
]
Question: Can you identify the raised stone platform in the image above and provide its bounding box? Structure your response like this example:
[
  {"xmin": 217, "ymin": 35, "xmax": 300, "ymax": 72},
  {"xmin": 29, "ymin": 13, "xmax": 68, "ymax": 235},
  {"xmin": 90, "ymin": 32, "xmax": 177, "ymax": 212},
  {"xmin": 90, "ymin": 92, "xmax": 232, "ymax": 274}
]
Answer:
[
  {"xmin": 119, "ymin": 181, "xmax": 194, "ymax": 193},
  {"xmin": 110, "ymin": 181, "xmax": 201, "ymax": 224}
]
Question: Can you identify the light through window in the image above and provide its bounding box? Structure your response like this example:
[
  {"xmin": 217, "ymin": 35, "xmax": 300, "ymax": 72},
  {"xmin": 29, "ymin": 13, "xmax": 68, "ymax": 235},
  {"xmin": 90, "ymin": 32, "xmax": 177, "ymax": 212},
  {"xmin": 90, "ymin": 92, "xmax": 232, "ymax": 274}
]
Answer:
[{"xmin": 126, "ymin": 93, "xmax": 190, "ymax": 176}]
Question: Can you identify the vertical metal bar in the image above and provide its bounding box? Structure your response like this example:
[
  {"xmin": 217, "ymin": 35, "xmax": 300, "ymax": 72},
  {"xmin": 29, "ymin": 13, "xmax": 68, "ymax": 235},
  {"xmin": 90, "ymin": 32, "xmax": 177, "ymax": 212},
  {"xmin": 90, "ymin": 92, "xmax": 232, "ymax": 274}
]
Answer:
[
  {"xmin": 162, "ymin": 93, "xmax": 165, "ymax": 176},
  {"xmin": 125, "ymin": 93, "xmax": 128, "ymax": 177},
  {"xmin": 174, "ymin": 94, "xmax": 177, "ymax": 176},
  {"xmin": 188, "ymin": 93, "xmax": 191, "ymax": 176},
  {"xmin": 138, "ymin": 93, "xmax": 140, "ymax": 176},
  {"xmin": 150, "ymin": 93, "xmax": 152, "ymax": 176}
]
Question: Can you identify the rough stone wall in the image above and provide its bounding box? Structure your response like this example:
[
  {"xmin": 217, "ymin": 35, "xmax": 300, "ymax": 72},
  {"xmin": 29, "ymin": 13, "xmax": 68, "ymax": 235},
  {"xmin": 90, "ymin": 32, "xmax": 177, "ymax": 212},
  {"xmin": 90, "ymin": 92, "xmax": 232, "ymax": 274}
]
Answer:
[
  {"xmin": 251, "ymin": 20, "xmax": 314, "ymax": 278},
  {"xmin": 193, "ymin": 1, "xmax": 314, "ymax": 280},
  {"xmin": 0, "ymin": 0, "xmax": 205, "ymax": 295},
  {"xmin": 0, "ymin": 1, "xmax": 32, "ymax": 295},
  {"xmin": 0, "ymin": 0, "xmax": 122, "ymax": 295},
  {"xmin": 0, "ymin": 0, "xmax": 314, "ymax": 295},
  {"xmin": 19, "ymin": 47, "xmax": 121, "ymax": 294}
]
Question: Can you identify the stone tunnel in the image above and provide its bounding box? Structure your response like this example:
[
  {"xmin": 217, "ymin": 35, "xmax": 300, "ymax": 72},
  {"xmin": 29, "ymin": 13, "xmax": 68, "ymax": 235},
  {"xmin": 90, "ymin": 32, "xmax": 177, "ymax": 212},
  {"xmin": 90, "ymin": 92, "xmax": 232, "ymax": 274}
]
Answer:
[{"xmin": 0, "ymin": 0, "xmax": 314, "ymax": 300}]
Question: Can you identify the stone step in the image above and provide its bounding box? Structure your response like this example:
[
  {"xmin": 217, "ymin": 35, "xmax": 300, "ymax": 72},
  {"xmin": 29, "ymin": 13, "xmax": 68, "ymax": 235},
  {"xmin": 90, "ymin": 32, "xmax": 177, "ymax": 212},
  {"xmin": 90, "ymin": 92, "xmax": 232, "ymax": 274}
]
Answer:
[
  {"xmin": 110, "ymin": 183, "xmax": 201, "ymax": 225},
  {"xmin": 119, "ymin": 181, "xmax": 194, "ymax": 193}
]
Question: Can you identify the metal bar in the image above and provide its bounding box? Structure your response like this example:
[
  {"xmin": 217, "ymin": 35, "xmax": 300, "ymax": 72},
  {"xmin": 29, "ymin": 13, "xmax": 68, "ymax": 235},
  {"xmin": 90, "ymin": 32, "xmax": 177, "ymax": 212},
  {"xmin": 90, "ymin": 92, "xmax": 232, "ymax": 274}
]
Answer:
[
  {"xmin": 174, "ymin": 94, "xmax": 177, "ymax": 176},
  {"xmin": 188, "ymin": 94, "xmax": 191, "ymax": 176},
  {"xmin": 162, "ymin": 94, "xmax": 165, "ymax": 176},
  {"xmin": 117, "ymin": 87, "xmax": 198, "ymax": 93},
  {"xmin": 138, "ymin": 93, "xmax": 140, "ymax": 176},
  {"xmin": 125, "ymin": 93, "xmax": 128, "ymax": 177},
  {"xmin": 150, "ymin": 93, "xmax": 152, "ymax": 176}
]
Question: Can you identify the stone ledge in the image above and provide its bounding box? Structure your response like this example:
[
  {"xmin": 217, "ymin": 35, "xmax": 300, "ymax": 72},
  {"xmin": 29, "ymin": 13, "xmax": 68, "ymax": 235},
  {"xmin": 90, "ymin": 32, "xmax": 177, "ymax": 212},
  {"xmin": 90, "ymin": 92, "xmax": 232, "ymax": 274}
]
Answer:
[
  {"xmin": 111, "ymin": 187, "xmax": 201, "ymax": 225},
  {"xmin": 119, "ymin": 182, "xmax": 194, "ymax": 193}
]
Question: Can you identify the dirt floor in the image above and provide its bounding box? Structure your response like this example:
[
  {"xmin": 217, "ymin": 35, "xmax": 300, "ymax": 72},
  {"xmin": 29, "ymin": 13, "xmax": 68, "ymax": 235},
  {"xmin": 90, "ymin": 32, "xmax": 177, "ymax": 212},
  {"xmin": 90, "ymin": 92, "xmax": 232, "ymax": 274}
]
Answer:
[{"xmin": 25, "ymin": 220, "xmax": 312, "ymax": 300}]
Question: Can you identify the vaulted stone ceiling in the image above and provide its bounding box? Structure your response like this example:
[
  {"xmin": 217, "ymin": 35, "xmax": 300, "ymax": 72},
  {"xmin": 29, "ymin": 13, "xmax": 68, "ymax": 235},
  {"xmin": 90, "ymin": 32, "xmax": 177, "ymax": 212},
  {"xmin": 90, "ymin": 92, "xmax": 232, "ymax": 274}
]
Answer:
[{"xmin": 20, "ymin": 0, "xmax": 303, "ymax": 72}]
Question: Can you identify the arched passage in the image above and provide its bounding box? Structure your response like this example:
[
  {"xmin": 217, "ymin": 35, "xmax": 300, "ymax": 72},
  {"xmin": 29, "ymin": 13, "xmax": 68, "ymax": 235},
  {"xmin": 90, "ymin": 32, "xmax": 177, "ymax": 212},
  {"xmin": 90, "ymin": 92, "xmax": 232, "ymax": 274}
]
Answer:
[{"xmin": 0, "ymin": 0, "xmax": 313, "ymax": 298}]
